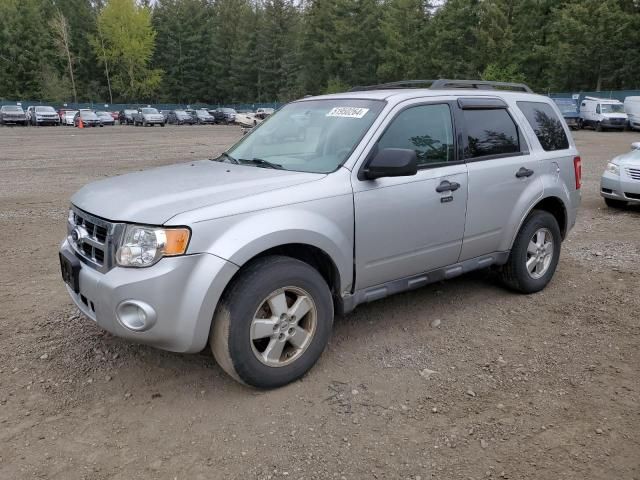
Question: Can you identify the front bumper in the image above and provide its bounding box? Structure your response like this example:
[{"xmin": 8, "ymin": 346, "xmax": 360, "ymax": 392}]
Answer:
[
  {"xmin": 60, "ymin": 240, "xmax": 238, "ymax": 353},
  {"xmin": 2, "ymin": 116, "xmax": 27, "ymax": 123},
  {"xmin": 143, "ymin": 117, "xmax": 165, "ymax": 124},
  {"xmin": 601, "ymin": 119, "xmax": 627, "ymax": 129},
  {"xmin": 601, "ymin": 170, "xmax": 640, "ymax": 204}
]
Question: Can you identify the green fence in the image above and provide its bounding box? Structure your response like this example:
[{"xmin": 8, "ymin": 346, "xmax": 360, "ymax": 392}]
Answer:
[{"xmin": 549, "ymin": 90, "xmax": 640, "ymax": 105}]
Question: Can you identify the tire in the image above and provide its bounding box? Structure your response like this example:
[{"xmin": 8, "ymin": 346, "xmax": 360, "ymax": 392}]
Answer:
[
  {"xmin": 595, "ymin": 122, "xmax": 603, "ymax": 132},
  {"xmin": 160, "ymin": 122, "xmax": 165, "ymax": 127},
  {"xmin": 500, "ymin": 210, "xmax": 562, "ymax": 294},
  {"xmin": 210, "ymin": 256, "xmax": 333, "ymax": 388},
  {"xmin": 605, "ymin": 198, "xmax": 627, "ymax": 209}
]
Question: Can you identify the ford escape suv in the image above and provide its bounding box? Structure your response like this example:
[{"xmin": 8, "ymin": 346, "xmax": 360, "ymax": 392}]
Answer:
[{"xmin": 59, "ymin": 80, "xmax": 581, "ymax": 388}]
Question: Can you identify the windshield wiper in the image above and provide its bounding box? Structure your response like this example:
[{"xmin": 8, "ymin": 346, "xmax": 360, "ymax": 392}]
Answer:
[
  {"xmin": 214, "ymin": 151, "xmax": 239, "ymax": 164},
  {"xmin": 239, "ymin": 158, "xmax": 284, "ymax": 169}
]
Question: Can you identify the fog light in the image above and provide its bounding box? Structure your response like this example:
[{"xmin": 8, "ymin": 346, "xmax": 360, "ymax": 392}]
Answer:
[{"xmin": 116, "ymin": 300, "xmax": 157, "ymax": 332}]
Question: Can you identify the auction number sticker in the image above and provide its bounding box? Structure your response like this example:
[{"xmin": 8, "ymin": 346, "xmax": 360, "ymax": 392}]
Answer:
[{"xmin": 326, "ymin": 107, "xmax": 369, "ymax": 119}]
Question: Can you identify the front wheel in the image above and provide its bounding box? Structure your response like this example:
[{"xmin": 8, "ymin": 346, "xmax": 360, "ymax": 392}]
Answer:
[
  {"xmin": 499, "ymin": 210, "xmax": 561, "ymax": 294},
  {"xmin": 210, "ymin": 256, "xmax": 333, "ymax": 388}
]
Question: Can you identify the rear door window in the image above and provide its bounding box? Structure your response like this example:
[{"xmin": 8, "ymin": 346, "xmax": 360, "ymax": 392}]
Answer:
[
  {"xmin": 377, "ymin": 104, "xmax": 455, "ymax": 167},
  {"xmin": 517, "ymin": 101, "xmax": 569, "ymax": 151},
  {"xmin": 462, "ymin": 109, "xmax": 521, "ymax": 159}
]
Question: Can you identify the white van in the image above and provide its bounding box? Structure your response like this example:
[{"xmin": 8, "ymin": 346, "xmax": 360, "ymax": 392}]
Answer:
[
  {"xmin": 579, "ymin": 96, "xmax": 628, "ymax": 131},
  {"xmin": 624, "ymin": 96, "xmax": 640, "ymax": 131}
]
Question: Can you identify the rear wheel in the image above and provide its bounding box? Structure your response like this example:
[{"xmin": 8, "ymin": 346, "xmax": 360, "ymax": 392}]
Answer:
[
  {"xmin": 210, "ymin": 256, "xmax": 333, "ymax": 388},
  {"xmin": 500, "ymin": 210, "xmax": 561, "ymax": 294},
  {"xmin": 605, "ymin": 198, "xmax": 627, "ymax": 209}
]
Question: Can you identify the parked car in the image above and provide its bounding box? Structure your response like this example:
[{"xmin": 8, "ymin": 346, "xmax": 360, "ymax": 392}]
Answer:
[
  {"xmin": 28, "ymin": 105, "xmax": 60, "ymax": 126},
  {"xmin": 96, "ymin": 111, "xmax": 115, "ymax": 126},
  {"xmin": 59, "ymin": 79, "xmax": 581, "ymax": 389},
  {"xmin": 0, "ymin": 105, "xmax": 28, "ymax": 125},
  {"xmin": 118, "ymin": 109, "xmax": 138, "ymax": 125},
  {"xmin": 600, "ymin": 141, "xmax": 640, "ymax": 208},
  {"xmin": 74, "ymin": 110, "xmax": 102, "ymax": 127},
  {"xmin": 255, "ymin": 107, "xmax": 275, "ymax": 119},
  {"xmin": 235, "ymin": 111, "xmax": 261, "ymax": 128},
  {"xmin": 624, "ymin": 96, "xmax": 640, "ymax": 131},
  {"xmin": 61, "ymin": 110, "xmax": 79, "ymax": 126},
  {"xmin": 212, "ymin": 108, "xmax": 237, "ymax": 124},
  {"xmin": 194, "ymin": 109, "xmax": 215, "ymax": 125},
  {"xmin": 579, "ymin": 96, "xmax": 628, "ymax": 131},
  {"xmin": 109, "ymin": 111, "xmax": 119, "ymax": 123},
  {"xmin": 168, "ymin": 109, "xmax": 195, "ymax": 125},
  {"xmin": 160, "ymin": 110, "xmax": 171, "ymax": 122},
  {"xmin": 552, "ymin": 98, "xmax": 580, "ymax": 130},
  {"xmin": 133, "ymin": 107, "xmax": 166, "ymax": 127}
]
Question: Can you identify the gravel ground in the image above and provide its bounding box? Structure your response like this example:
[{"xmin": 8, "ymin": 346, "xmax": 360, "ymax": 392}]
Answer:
[{"xmin": 0, "ymin": 125, "xmax": 639, "ymax": 480}]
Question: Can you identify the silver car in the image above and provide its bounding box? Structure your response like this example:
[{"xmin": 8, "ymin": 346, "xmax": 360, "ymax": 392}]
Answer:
[
  {"xmin": 601, "ymin": 142, "xmax": 640, "ymax": 207},
  {"xmin": 59, "ymin": 80, "xmax": 582, "ymax": 388}
]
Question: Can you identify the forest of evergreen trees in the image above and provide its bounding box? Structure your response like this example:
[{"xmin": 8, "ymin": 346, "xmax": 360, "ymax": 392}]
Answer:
[{"xmin": 1, "ymin": 0, "xmax": 640, "ymax": 105}]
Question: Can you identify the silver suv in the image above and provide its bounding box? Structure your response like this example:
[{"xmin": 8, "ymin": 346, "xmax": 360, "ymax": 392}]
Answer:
[{"xmin": 59, "ymin": 80, "xmax": 582, "ymax": 388}]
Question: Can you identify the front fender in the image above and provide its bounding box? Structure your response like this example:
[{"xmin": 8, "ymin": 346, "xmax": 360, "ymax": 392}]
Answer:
[{"xmin": 185, "ymin": 195, "xmax": 355, "ymax": 293}]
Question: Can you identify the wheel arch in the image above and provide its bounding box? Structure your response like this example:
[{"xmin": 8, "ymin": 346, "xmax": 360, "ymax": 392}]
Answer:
[{"xmin": 510, "ymin": 195, "xmax": 568, "ymax": 249}]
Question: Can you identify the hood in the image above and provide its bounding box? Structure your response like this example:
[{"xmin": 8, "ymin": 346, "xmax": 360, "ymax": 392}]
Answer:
[
  {"xmin": 71, "ymin": 160, "xmax": 324, "ymax": 225},
  {"xmin": 143, "ymin": 113, "xmax": 164, "ymax": 120},
  {"xmin": 612, "ymin": 149, "xmax": 640, "ymax": 167}
]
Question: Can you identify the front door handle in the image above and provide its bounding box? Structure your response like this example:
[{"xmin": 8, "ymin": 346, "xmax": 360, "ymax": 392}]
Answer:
[
  {"xmin": 515, "ymin": 167, "xmax": 534, "ymax": 178},
  {"xmin": 436, "ymin": 180, "xmax": 461, "ymax": 193}
]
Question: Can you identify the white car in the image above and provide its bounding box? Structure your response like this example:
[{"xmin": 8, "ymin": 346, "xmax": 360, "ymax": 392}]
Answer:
[
  {"xmin": 624, "ymin": 96, "xmax": 640, "ymax": 131},
  {"xmin": 62, "ymin": 110, "xmax": 78, "ymax": 126},
  {"xmin": 601, "ymin": 142, "xmax": 640, "ymax": 208},
  {"xmin": 235, "ymin": 111, "xmax": 262, "ymax": 128},
  {"xmin": 579, "ymin": 96, "xmax": 628, "ymax": 131}
]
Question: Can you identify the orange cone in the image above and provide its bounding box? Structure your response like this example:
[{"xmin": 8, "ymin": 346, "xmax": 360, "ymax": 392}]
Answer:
[{"xmin": 78, "ymin": 117, "xmax": 84, "ymax": 129}]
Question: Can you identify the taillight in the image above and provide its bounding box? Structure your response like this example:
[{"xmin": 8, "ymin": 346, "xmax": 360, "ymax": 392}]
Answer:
[{"xmin": 573, "ymin": 156, "xmax": 582, "ymax": 190}]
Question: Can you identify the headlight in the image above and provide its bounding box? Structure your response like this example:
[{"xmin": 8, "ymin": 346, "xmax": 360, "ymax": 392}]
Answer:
[
  {"xmin": 605, "ymin": 162, "xmax": 620, "ymax": 176},
  {"xmin": 116, "ymin": 225, "xmax": 190, "ymax": 267}
]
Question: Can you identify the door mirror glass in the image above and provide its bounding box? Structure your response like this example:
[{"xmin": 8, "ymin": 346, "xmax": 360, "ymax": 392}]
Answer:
[{"xmin": 365, "ymin": 148, "xmax": 418, "ymax": 180}]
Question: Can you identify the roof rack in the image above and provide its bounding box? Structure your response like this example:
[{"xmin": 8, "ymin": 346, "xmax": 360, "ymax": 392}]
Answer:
[{"xmin": 349, "ymin": 79, "xmax": 533, "ymax": 93}]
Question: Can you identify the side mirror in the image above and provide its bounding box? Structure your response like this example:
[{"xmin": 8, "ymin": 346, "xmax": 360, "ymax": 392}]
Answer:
[
  {"xmin": 631, "ymin": 142, "xmax": 640, "ymax": 151},
  {"xmin": 364, "ymin": 148, "xmax": 418, "ymax": 180}
]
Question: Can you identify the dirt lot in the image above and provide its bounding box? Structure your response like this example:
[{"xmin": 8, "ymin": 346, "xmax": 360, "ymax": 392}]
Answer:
[{"xmin": 1, "ymin": 125, "xmax": 638, "ymax": 480}]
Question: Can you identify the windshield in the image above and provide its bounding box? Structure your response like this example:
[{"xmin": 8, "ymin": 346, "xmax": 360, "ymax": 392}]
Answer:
[
  {"xmin": 96, "ymin": 111, "xmax": 110, "ymax": 117},
  {"xmin": 66, "ymin": 110, "xmax": 78, "ymax": 116},
  {"xmin": 125, "ymin": 109, "xmax": 137, "ymax": 114},
  {"xmin": 141, "ymin": 108, "xmax": 159, "ymax": 114},
  {"xmin": 225, "ymin": 99, "xmax": 385, "ymax": 173},
  {"xmin": 197, "ymin": 110, "xmax": 210, "ymax": 116},
  {"xmin": 80, "ymin": 111, "xmax": 98, "ymax": 119},
  {"xmin": 601, "ymin": 103, "xmax": 624, "ymax": 114},
  {"xmin": 174, "ymin": 110, "xmax": 188, "ymax": 116},
  {"xmin": 35, "ymin": 106, "xmax": 55, "ymax": 113},
  {"xmin": 222, "ymin": 108, "xmax": 236, "ymax": 114},
  {"xmin": 2, "ymin": 106, "xmax": 23, "ymax": 112},
  {"xmin": 553, "ymin": 100, "xmax": 578, "ymax": 114}
]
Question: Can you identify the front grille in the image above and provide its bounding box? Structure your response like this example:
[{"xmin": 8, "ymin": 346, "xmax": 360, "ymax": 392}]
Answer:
[
  {"xmin": 626, "ymin": 168, "xmax": 640, "ymax": 181},
  {"xmin": 68, "ymin": 207, "xmax": 122, "ymax": 273},
  {"xmin": 625, "ymin": 192, "xmax": 640, "ymax": 200}
]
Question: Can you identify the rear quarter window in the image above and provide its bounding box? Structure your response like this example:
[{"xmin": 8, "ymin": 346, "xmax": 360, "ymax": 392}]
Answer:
[{"xmin": 517, "ymin": 101, "xmax": 569, "ymax": 151}]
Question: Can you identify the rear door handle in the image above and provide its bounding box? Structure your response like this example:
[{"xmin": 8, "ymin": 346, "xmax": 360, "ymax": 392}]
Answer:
[
  {"xmin": 436, "ymin": 180, "xmax": 461, "ymax": 193},
  {"xmin": 515, "ymin": 167, "xmax": 534, "ymax": 178}
]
